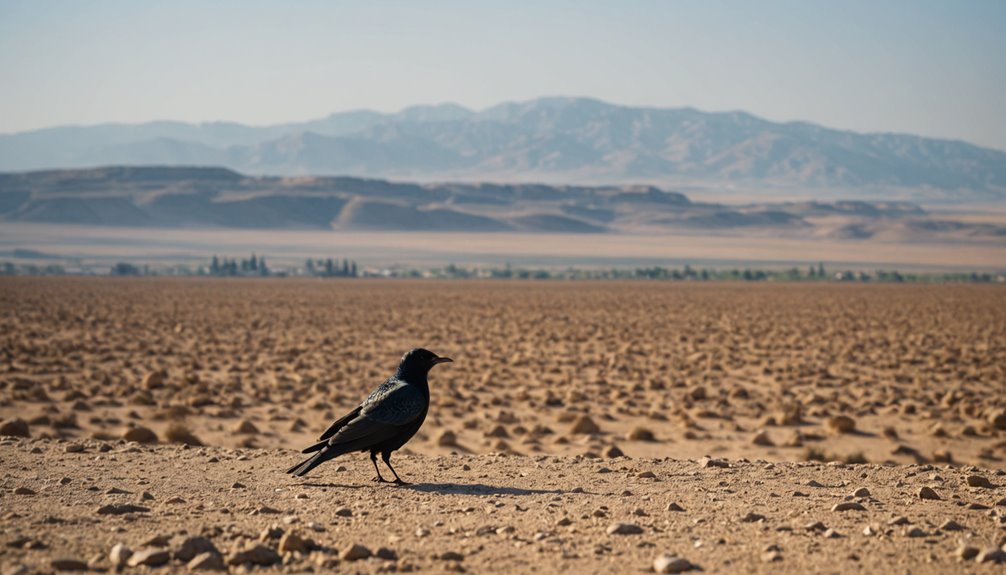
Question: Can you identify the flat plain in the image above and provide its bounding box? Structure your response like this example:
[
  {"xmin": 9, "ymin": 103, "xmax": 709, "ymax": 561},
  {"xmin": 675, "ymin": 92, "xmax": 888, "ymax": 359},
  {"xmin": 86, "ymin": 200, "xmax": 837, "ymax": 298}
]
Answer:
[{"xmin": 2, "ymin": 278, "xmax": 1005, "ymax": 573}]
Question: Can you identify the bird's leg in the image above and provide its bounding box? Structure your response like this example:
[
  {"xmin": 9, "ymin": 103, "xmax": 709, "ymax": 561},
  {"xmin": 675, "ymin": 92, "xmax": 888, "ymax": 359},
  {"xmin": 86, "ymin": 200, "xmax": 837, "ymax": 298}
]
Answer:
[
  {"xmin": 370, "ymin": 451, "xmax": 388, "ymax": 483},
  {"xmin": 382, "ymin": 452, "xmax": 408, "ymax": 485}
]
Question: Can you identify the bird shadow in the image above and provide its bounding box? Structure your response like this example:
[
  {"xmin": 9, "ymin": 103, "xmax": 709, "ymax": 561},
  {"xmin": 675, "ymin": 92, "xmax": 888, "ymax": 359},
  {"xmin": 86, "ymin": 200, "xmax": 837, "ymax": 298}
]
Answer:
[
  {"xmin": 402, "ymin": 482, "xmax": 568, "ymax": 496},
  {"xmin": 297, "ymin": 482, "xmax": 368, "ymax": 489}
]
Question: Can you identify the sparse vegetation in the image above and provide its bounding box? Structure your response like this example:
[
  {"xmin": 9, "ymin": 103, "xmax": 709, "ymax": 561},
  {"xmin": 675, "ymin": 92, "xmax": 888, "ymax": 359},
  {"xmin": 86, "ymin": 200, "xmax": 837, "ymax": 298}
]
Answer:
[{"xmin": 1, "ymin": 258, "xmax": 1001, "ymax": 283}]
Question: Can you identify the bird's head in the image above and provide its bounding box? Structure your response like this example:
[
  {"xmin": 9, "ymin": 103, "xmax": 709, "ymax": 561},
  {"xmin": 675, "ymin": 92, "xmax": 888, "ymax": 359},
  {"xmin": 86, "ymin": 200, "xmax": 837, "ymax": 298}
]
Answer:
[{"xmin": 396, "ymin": 348, "xmax": 452, "ymax": 379}]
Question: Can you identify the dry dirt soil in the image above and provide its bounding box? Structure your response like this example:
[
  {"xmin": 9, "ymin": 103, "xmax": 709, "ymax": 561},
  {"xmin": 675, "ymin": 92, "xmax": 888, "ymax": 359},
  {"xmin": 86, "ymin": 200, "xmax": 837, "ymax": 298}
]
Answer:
[{"xmin": 1, "ymin": 278, "xmax": 1005, "ymax": 573}]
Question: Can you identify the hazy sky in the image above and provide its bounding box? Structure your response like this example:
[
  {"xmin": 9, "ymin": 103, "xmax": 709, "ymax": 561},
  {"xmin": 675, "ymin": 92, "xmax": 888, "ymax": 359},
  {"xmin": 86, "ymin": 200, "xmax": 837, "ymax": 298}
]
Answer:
[{"xmin": 1, "ymin": 0, "xmax": 1004, "ymax": 149}]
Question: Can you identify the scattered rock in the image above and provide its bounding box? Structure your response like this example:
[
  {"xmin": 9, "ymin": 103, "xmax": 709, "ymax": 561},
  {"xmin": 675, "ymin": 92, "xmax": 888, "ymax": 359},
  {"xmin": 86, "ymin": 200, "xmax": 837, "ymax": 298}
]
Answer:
[
  {"xmin": 0, "ymin": 418, "xmax": 30, "ymax": 438},
  {"xmin": 142, "ymin": 535, "xmax": 171, "ymax": 548},
  {"xmin": 976, "ymin": 547, "xmax": 1006, "ymax": 564},
  {"xmin": 988, "ymin": 410, "xmax": 1006, "ymax": 431},
  {"xmin": 234, "ymin": 420, "xmax": 259, "ymax": 434},
  {"xmin": 604, "ymin": 445, "xmax": 624, "ymax": 458},
  {"xmin": 438, "ymin": 551, "xmax": 464, "ymax": 561},
  {"xmin": 127, "ymin": 548, "xmax": 171, "ymax": 567},
  {"xmin": 228, "ymin": 544, "xmax": 281, "ymax": 566},
  {"xmin": 13, "ymin": 487, "xmax": 35, "ymax": 496},
  {"xmin": 905, "ymin": 527, "xmax": 926, "ymax": 538},
  {"xmin": 142, "ymin": 371, "xmax": 166, "ymax": 390},
  {"xmin": 805, "ymin": 521, "xmax": 827, "ymax": 532},
  {"xmin": 278, "ymin": 532, "xmax": 311, "ymax": 554},
  {"xmin": 50, "ymin": 558, "xmax": 87, "ymax": 571},
  {"xmin": 96, "ymin": 504, "xmax": 149, "ymax": 515},
  {"xmin": 741, "ymin": 512, "xmax": 766, "ymax": 522},
  {"xmin": 955, "ymin": 545, "xmax": 980, "ymax": 561},
  {"xmin": 761, "ymin": 550, "xmax": 783, "ymax": 562},
  {"xmin": 887, "ymin": 516, "xmax": 910, "ymax": 526},
  {"xmin": 375, "ymin": 547, "xmax": 397, "ymax": 560},
  {"xmin": 165, "ymin": 423, "xmax": 203, "ymax": 446},
  {"xmin": 832, "ymin": 502, "xmax": 866, "ymax": 512},
  {"xmin": 259, "ymin": 526, "xmax": 283, "ymax": 541},
  {"xmin": 825, "ymin": 415, "xmax": 856, "ymax": 434},
  {"xmin": 570, "ymin": 415, "xmax": 600, "ymax": 435},
  {"xmin": 667, "ymin": 502, "xmax": 685, "ymax": 512},
  {"xmin": 966, "ymin": 475, "xmax": 993, "ymax": 488},
  {"xmin": 340, "ymin": 544, "xmax": 372, "ymax": 561},
  {"xmin": 752, "ymin": 429, "xmax": 773, "ymax": 446},
  {"xmin": 653, "ymin": 554, "xmax": 695, "ymax": 573},
  {"xmin": 123, "ymin": 426, "xmax": 158, "ymax": 443},
  {"xmin": 918, "ymin": 486, "xmax": 941, "ymax": 500},
  {"xmin": 174, "ymin": 536, "xmax": 219, "ymax": 562},
  {"xmin": 852, "ymin": 487, "xmax": 871, "ymax": 497},
  {"xmin": 109, "ymin": 543, "xmax": 132, "ymax": 566},
  {"xmin": 335, "ymin": 506, "xmax": 353, "ymax": 517},
  {"xmin": 940, "ymin": 519, "xmax": 963, "ymax": 531},
  {"xmin": 698, "ymin": 456, "xmax": 728, "ymax": 468},
  {"xmin": 627, "ymin": 427, "xmax": 655, "ymax": 441},
  {"xmin": 437, "ymin": 430, "xmax": 458, "ymax": 447},
  {"xmin": 187, "ymin": 551, "xmax": 226, "ymax": 571},
  {"xmin": 606, "ymin": 522, "xmax": 644, "ymax": 535}
]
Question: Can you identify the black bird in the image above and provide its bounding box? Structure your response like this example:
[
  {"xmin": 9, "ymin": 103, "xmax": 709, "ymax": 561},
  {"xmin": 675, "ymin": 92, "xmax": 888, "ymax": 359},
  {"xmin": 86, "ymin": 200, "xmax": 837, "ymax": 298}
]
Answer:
[{"xmin": 286, "ymin": 348, "xmax": 452, "ymax": 484}]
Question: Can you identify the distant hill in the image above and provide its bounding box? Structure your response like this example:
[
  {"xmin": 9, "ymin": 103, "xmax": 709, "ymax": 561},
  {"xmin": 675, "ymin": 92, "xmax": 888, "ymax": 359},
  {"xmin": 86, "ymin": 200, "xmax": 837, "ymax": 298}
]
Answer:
[
  {"xmin": 1, "ymin": 166, "xmax": 1003, "ymax": 244},
  {"xmin": 1, "ymin": 98, "xmax": 1004, "ymax": 200}
]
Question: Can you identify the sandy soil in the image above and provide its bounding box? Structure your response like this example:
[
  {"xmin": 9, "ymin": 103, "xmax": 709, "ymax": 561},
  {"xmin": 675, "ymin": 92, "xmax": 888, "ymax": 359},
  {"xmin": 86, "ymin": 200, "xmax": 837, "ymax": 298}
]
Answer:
[
  {"xmin": 2, "ymin": 439, "xmax": 1005, "ymax": 574},
  {"xmin": 1, "ymin": 278, "xmax": 1005, "ymax": 572}
]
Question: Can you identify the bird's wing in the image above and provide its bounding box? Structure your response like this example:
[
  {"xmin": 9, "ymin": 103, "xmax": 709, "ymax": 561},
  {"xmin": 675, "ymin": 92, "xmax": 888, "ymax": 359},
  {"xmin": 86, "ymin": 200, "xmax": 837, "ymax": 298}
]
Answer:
[
  {"xmin": 317, "ymin": 404, "xmax": 363, "ymax": 442},
  {"xmin": 323, "ymin": 382, "xmax": 426, "ymax": 449},
  {"xmin": 361, "ymin": 380, "xmax": 427, "ymax": 426},
  {"xmin": 324, "ymin": 413, "xmax": 402, "ymax": 451}
]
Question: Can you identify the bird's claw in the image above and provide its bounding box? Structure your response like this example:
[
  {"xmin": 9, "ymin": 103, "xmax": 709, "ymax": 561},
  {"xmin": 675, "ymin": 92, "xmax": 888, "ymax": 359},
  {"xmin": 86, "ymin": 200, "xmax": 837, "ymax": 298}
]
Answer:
[
  {"xmin": 373, "ymin": 476, "xmax": 389, "ymax": 483},
  {"xmin": 393, "ymin": 478, "xmax": 409, "ymax": 486}
]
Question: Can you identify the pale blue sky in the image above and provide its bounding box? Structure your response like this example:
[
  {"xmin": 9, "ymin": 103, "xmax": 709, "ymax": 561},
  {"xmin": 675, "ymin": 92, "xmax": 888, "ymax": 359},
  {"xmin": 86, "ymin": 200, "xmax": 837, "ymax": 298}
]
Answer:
[{"xmin": 1, "ymin": 0, "xmax": 1004, "ymax": 149}]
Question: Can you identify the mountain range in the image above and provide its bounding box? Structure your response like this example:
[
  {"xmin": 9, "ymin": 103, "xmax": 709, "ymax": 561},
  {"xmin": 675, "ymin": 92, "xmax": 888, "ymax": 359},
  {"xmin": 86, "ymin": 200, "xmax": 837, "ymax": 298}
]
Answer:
[
  {"xmin": 2, "ymin": 166, "xmax": 1003, "ymax": 244},
  {"xmin": 2, "ymin": 97, "xmax": 1004, "ymax": 201}
]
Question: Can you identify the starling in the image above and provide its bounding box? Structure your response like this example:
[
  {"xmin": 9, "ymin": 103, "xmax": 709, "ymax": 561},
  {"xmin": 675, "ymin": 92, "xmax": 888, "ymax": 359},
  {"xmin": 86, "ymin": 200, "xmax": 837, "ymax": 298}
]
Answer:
[{"xmin": 286, "ymin": 348, "xmax": 451, "ymax": 483}]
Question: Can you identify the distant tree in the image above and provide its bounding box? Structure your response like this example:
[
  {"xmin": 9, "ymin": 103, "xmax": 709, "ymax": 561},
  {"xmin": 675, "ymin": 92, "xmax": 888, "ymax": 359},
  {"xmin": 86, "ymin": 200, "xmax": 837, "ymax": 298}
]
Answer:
[
  {"xmin": 817, "ymin": 261, "xmax": 826, "ymax": 279},
  {"xmin": 350, "ymin": 261, "xmax": 357, "ymax": 277},
  {"xmin": 808, "ymin": 265, "xmax": 816, "ymax": 279},
  {"xmin": 341, "ymin": 259, "xmax": 350, "ymax": 276},
  {"xmin": 306, "ymin": 259, "xmax": 315, "ymax": 275},
  {"xmin": 249, "ymin": 253, "xmax": 258, "ymax": 272},
  {"xmin": 325, "ymin": 258, "xmax": 335, "ymax": 276},
  {"xmin": 211, "ymin": 255, "xmax": 220, "ymax": 275},
  {"xmin": 111, "ymin": 262, "xmax": 140, "ymax": 276},
  {"xmin": 258, "ymin": 256, "xmax": 267, "ymax": 276}
]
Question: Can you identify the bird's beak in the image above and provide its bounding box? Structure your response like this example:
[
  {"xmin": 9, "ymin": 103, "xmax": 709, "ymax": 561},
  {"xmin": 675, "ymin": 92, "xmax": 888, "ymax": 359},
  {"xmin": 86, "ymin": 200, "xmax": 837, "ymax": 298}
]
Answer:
[{"xmin": 433, "ymin": 357, "xmax": 453, "ymax": 365}]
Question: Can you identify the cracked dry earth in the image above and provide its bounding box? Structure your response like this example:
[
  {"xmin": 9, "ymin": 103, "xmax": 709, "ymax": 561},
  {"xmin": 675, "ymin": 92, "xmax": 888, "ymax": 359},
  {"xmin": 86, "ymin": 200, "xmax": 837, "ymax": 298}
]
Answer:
[{"xmin": 2, "ymin": 439, "xmax": 1006, "ymax": 574}]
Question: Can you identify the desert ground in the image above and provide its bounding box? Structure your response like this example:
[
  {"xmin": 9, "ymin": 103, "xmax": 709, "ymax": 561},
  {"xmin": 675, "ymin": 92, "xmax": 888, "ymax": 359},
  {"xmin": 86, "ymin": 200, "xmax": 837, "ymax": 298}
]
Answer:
[{"xmin": 2, "ymin": 278, "xmax": 1005, "ymax": 573}]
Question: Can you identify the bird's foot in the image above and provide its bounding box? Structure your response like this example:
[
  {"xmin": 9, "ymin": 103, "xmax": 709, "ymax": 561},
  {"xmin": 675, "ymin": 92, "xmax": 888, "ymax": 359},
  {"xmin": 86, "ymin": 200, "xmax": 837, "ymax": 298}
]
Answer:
[
  {"xmin": 372, "ymin": 476, "xmax": 389, "ymax": 483},
  {"xmin": 393, "ymin": 478, "xmax": 410, "ymax": 486}
]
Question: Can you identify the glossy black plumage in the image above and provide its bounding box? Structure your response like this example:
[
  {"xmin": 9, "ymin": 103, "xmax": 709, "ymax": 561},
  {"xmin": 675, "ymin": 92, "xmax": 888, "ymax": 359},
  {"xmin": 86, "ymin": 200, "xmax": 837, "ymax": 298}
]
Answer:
[{"xmin": 285, "ymin": 348, "xmax": 451, "ymax": 483}]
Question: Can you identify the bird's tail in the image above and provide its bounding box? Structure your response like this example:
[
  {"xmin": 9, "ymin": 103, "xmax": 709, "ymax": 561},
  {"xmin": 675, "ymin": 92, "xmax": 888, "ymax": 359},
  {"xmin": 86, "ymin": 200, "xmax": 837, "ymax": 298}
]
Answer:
[{"xmin": 286, "ymin": 447, "xmax": 337, "ymax": 477}]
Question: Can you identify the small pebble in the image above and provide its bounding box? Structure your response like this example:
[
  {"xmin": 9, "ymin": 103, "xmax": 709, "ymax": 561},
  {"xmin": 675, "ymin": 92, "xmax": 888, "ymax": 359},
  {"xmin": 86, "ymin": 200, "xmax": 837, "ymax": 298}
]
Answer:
[
  {"xmin": 653, "ymin": 554, "xmax": 694, "ymax": 574},
  {"xmin": 606, "ymin": 522, "xmax": 644, "ymax": 535}
]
